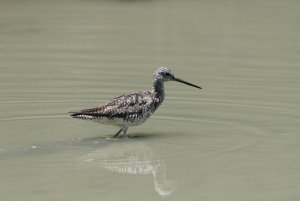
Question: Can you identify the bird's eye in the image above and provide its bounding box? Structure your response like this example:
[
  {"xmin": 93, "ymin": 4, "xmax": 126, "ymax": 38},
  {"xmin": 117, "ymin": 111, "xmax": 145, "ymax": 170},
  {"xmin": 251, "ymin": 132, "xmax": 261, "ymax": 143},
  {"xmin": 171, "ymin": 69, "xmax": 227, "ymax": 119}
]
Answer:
[{"xmin": 165, "ymin": 72, "xmax": 171, "ymax": 77}]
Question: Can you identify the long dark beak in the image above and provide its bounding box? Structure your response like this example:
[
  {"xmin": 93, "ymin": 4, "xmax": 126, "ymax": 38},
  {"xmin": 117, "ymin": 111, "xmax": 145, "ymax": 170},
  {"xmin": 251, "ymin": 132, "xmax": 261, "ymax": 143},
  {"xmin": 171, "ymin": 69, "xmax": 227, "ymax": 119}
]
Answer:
[{"xmin": 173, "ymin": 77, "xmax": 202, "ymax": 89}]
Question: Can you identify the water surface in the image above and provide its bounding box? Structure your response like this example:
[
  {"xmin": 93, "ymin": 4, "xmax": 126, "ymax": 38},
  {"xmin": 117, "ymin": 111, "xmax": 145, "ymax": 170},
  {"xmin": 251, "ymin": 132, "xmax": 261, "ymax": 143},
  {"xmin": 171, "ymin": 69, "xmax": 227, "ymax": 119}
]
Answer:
[{"xmin": 1, "ymin": 0, "xmax": 300, "ymax": 200}]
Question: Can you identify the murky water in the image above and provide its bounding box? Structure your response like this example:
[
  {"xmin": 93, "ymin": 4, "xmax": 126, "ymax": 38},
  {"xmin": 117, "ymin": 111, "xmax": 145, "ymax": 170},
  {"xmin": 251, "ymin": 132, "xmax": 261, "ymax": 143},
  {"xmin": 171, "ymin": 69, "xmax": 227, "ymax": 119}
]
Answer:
[{"xmin": 1, "ymin": 0, "xmax": 300, "ymax": 200}]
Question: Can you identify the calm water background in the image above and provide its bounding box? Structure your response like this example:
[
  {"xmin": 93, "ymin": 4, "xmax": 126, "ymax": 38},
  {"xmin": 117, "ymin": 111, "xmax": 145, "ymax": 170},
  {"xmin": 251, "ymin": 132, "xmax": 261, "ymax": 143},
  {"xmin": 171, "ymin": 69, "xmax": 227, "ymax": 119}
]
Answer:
[{"xmin": 1, "ymin": 0, "xmax": 300, "ymax": 200}]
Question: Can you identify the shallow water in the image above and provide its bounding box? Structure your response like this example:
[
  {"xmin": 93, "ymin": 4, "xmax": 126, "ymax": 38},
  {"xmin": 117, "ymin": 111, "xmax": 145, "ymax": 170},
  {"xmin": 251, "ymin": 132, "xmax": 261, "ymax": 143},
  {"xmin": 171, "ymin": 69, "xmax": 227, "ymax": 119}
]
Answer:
[{"xmin": 1, "ymin": 0, "xmax": 300, "ymax": 200}]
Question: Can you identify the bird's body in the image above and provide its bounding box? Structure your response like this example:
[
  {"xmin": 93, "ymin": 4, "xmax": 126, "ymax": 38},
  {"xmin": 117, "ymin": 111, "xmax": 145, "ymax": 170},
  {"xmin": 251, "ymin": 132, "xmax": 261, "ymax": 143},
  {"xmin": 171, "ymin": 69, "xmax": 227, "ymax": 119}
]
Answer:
[
  {"xmin": 71, "ymin": 90, "xmax": 162, "ymax": 127},
  {"xmin": 70, "ymin": 67, "xmax": 201, "ymax": 137}
]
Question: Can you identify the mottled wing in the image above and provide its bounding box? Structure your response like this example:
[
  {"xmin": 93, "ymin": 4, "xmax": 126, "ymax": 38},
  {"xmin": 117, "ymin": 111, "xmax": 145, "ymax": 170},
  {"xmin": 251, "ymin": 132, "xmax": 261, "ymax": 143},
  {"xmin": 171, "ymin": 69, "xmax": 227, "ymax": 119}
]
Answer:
[{"xmin": 70, "ymin": 91, "xmax": 154, "ymax": 119}]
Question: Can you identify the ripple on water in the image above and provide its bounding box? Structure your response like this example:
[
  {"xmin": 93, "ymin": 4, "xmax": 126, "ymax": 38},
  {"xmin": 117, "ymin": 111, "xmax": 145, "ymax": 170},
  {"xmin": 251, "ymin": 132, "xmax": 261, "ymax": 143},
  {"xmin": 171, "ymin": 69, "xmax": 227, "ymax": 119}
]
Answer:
[
  {"xmin": 151, "ymin": 96, "xmax": 299, "ymax": 159},
  {"xmin": 0, "ymin": 94, "xmax": 299, "ymax": 200},
  {"xmin": 0, "ymin": 95, "xmax": 297, "ymax": 162}
]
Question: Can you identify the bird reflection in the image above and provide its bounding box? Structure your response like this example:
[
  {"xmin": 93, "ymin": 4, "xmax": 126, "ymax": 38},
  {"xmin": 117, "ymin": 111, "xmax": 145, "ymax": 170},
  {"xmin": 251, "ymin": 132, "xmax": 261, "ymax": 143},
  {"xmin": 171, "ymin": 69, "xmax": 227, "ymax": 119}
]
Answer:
[{"xmin": 78, "ymin": 138, "xmax": 177, "ymax": 197}]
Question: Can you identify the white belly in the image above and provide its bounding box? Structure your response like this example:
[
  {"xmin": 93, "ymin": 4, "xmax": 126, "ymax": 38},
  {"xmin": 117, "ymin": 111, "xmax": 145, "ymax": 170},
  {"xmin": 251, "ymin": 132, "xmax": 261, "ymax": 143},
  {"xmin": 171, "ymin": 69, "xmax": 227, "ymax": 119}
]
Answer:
[{"xmin": 91, "ymin": 115, "xmax": 150, "ymax": 127}]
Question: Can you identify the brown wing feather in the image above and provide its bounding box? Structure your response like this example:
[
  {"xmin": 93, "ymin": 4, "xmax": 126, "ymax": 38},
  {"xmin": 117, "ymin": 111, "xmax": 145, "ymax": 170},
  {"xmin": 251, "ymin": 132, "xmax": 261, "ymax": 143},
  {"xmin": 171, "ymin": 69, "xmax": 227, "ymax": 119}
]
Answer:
[{"xmin": 70, "ymin": 91, "xmax": 154, "ymax": 119}]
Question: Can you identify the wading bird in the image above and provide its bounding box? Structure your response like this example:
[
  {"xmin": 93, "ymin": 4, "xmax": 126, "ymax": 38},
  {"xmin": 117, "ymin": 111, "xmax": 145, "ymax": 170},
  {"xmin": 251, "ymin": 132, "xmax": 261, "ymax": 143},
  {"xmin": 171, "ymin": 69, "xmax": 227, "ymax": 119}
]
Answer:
[{"xmin": 70, "ymin": 67, "xmax": 201, "ymax": 137}]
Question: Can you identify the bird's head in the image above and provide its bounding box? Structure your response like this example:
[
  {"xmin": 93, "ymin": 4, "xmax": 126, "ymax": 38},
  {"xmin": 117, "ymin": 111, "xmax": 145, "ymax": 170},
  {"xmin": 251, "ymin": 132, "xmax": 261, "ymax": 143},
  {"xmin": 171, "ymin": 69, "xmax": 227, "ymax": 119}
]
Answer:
[{"xmin": 154, "ymin": 67, "xmax": 202, "ymax": 89}]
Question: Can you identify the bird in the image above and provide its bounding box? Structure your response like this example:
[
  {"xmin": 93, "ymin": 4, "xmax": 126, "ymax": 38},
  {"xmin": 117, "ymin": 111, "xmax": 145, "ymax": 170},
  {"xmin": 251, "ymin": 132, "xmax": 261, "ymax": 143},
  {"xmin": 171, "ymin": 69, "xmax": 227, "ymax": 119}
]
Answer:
[{"xmin": 69, "ymin": 67, "xmax": 202, "ymax": 137}]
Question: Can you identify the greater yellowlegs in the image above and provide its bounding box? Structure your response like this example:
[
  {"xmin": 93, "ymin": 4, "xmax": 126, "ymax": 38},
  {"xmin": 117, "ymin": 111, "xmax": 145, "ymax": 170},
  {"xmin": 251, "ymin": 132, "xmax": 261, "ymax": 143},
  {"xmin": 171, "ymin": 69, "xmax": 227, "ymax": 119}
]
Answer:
[{"xmin": 70, "ymin": 67, "xmax": 201, "ymax": 137}]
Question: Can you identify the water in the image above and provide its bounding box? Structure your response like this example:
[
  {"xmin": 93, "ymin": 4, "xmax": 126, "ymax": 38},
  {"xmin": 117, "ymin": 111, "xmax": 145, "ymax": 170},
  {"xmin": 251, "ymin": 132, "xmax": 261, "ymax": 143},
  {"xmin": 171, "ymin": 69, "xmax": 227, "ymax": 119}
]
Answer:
[{"xmin": 1, "ymin": 0, "xmax": 300, "ymax": 200}]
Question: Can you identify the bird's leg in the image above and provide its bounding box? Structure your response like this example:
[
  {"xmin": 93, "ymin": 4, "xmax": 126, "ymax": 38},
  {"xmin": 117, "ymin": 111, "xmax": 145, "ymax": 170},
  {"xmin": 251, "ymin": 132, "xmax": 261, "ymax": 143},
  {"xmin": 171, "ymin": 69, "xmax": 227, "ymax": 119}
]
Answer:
[
  {"xmin": 113, "ymin": 128, "xmax": 123, "ymax": 137},
  {"xmin": 122, "ymin": 125, "xmax": 129, "ymax": 136},
  {"xmin": 113, "ymin": 124, "xmax": 129, "ymax": 138}
]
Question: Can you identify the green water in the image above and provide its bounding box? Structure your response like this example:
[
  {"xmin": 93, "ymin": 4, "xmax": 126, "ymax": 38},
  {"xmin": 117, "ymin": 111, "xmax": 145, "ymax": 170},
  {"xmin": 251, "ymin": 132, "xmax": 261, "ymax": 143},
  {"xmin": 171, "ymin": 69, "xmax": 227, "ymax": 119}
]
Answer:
[{"xmin": 1, "ymin": 0, "xmax": 300, "ymax": 200}]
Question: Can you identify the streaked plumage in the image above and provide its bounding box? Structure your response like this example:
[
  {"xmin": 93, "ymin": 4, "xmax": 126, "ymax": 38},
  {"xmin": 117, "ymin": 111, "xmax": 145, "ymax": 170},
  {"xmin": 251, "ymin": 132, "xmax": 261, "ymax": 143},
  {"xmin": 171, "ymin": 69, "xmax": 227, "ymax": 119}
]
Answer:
[{"xmin": 70, "ymin": 67, "xmax": 201, "ymax": 137}]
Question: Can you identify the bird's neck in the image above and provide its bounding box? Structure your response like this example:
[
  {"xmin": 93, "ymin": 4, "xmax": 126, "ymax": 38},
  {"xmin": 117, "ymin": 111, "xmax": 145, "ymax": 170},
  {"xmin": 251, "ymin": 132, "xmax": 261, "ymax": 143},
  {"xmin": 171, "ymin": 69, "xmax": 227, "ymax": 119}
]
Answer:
[{"xmin": 152, "ymin": 79, "xmax": 165, "ymax": 104}]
